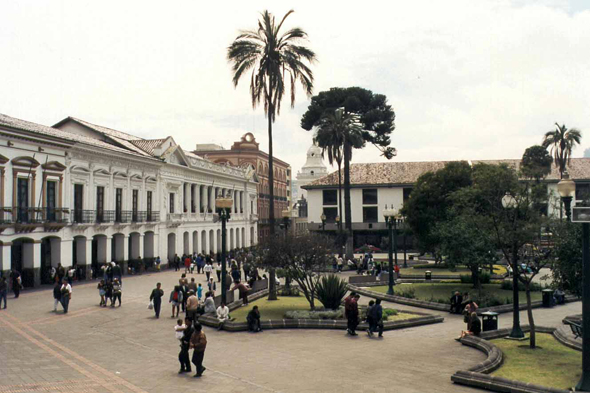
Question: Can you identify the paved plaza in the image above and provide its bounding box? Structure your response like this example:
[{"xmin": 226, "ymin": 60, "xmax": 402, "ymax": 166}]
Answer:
[{"xmin": 0, "ymin": 270, "xmax": 582, "ymax": 393}]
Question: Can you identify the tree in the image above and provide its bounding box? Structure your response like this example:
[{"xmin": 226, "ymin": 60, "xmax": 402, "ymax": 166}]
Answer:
[
  {"xmin": 542, "ymin": 123, "xmax": 582, "ymax": 179},
  {"xmin": 301, "ymin": 87, "xmax": 396, "ymax": 256},
  {"xmin": 257, "ymin": 233, "xmax": 335, "ymax": 309},
  {"xmin": 314, "ymin": 107, "xmax": 362, "ymax": 233},
  {"xmin": 228, "ymin": 10, "xmax": 316, "ymax": 300},
  {"xmin": 401, "ymin": 161, "xmax": 473, "ymax": 262},
  {"xmin": 550, "ymin": 220, "xmax": 583, "ymax": 297},
  {"xmin": 521, "ymin": 145, "xmax": 552, "ymax": 183}
]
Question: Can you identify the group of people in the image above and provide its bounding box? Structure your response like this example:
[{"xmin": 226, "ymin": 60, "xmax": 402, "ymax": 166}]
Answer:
[
  {"xmin": 450, "ymin": 292, "xmax": 481, "ymax": 340},
  {"xmin": 333, "ymin": 254, "xmax": 398, "ymax": 279},
  {"xmin": 52, "ymin": 279, "xmax": 73, "ymax": 313},
  {"xmin": 174, "ymin": 318, "xmax": 208, "ymax": 377},
  {"xmin": 344, "ymin": 292, "xmax": 385, "ymax": 338}
]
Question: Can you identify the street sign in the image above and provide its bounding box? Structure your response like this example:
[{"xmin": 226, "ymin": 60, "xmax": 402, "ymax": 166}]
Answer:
[{"xmin": 572, "ymin": 207, "xmax": 590, "ymax": 223}]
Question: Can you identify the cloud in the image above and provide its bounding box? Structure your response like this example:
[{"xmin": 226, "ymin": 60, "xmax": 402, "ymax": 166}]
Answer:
[{"xmin": 0, "ymin": 0, "xmax": 589, "ymax": 176}]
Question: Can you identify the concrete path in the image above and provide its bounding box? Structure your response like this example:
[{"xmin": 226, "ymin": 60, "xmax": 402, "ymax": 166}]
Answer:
[{"xmin": 0, "ymin": 269, "xmax": 581, "ymax": 393}]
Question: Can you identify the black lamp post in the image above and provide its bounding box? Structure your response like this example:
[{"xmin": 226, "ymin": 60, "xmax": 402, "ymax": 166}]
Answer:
[
  {"xmin": 336, "ymin": 215, "xmax": 341, "ymax": 231},
  {"xmin": 501, "ymin": 192, "xmax": 525, "ymax": 339},
  {"xmin": 320, "ymin": 213, "xmax": 326, "ymax": 232},
  {"xmin": 383, "ymin": 204, "xmax": 397, "ymax": 295},
  {"xmin": 401, "ymin": 216, "xmax": 408, "ymax": 268},
  {"xmin": 215, "ymin": 195, "xmax": 232, "ymax": 305},
  {"xmin": 282, "ymin": 209, "xmax": 291, "ymax": 237},
  {"xmin": 557, "ymin": 174, "xmax": 590, "ymax": 390}
]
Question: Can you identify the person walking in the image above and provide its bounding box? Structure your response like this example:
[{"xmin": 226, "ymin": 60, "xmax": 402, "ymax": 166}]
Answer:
[
  {"xmin": 368, "ymin": 299, "xmax": 384, "ymax": 337},
  {"xmin": 0, "ymin": 277, "xmax": 8, "ymax": 309},
  {"xmin": 179, "ymin": 317, "xmax": 194, "ymax": 374},
  {"xmin": 207, "ymin": 278, "xmax": 216, "ymax": 296},
  {"xmin": 60, "ymin": 278, "xmax": 72, "ymax": 314},
  {"xmin": 204, "ymin": 262, "xmax": 213, "ymax": 282},
  {"xmin": 10, "ymin": 269, "xmax": 21, "ymax": 298},
  {"xmin": 111, "ymin": 278, "xmax": 122, "ymax": 307},
  {"xmin": 150, "ymin": 283, "xmax": 164, "ymax": 318},
  {"xmin": 97, "ymin": 280, "xmax": 106, "ymax": 307},
  {"xmin": 185, "ymin": 290, "xmax": 199, "ymax": 322},
  {"xmin": 53, "ymin": 281, "xmax": 62, "ymax": 312},
  {"xmin": 190, "ymin": 322, "xmax": 207, "ymax": 378},
  {"xmin": 345, "ymin": 292, "xmax": 360, "ymax": 336},
  {"xmin": 170, "ymin": 285, "xmax": 183, "ymax": 318},
  {"xmin": 215, "ymin": 262, "xmax": 222, "ymax": 282}
]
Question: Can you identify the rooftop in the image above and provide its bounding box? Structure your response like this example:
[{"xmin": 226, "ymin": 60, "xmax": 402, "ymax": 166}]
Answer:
[{"xmin": 303, "ymin": 159, "xmax": 590, "ymax": 188}]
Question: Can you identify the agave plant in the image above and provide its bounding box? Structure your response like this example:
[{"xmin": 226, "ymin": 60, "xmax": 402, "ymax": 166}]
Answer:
[{"xmin": 314, "ymin": 274, "xmax": 348, "ymax": 310}]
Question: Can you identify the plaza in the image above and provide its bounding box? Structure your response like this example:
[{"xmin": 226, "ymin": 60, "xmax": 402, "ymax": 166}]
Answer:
[{"xmin": 0, "ymin": 269, "xmax": 581, "ymax": 393}]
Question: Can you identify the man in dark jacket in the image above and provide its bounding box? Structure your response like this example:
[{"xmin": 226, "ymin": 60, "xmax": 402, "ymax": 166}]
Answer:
[
  {"xmin": 149, "ymin": 283, "xmax": 164, "ymax": 318},
  {"xmin": 450, "ymin": 291, "xmax": 463, "ymax": 314},
  {"xmin": 368, "ymin": 299, "xmax": 384, "ymax": 337},
  {"xmin": 344, "ymin": 292, "xmax": 360, "ymax": 336},
  {"xmin": 190, "ymin": 323, "xmax": 207, "ymax": 377},
  {"xmin": 179, "ymin": 317, "xmax": 194, "ymax": 374}
]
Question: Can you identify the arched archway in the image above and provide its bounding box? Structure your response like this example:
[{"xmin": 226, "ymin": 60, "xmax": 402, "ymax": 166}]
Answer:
[
  {"xmin": 183, "ymin": 231, "xmax": 190, "ymax": 255},
  {"xmin": 242, "ymin": 228, "xmax": 246, "ymax": 249},
  {"xmin": 167, "ymin": 233, "xmax": 176, "ymax": 264},
  {"xmin": 209, "ymin": 230, "xmax": 214, "ymax": 255},
  {"xmin": 192, "ymin": 231, "xmax": 199, "ymax": 254},
  {"xmin": 11, "ymin": 238, "xmax": 35, "ymax": 287},
  {"xmin": 216, "ymin": 229, "xmax": 221, "ymax": 253},
  {"xmin": 92, "ymin": 235, "xmax": 108, "ymax": 279},
  {"xmin": 129, "ymin": 232, "xmax": 141, "ymax": 260},
  {"xmin": 41, "ymin": 236, "xmax": 61, "ymax": 284},
  {"xmin": 144, "ymin": 231, "xmax": 155, "ymax": 260},
  {"xmin": 201, "ymin": 231, "xmax": 207, "ymax": 254},
  {"xmin": 250, "ymin": 227, "xmax": 255, "ymax": 247},
  {"xmin": 73, "ymin": 236, "xmax": 89, "ymax": 280},
  {"xmin": 229, "ymin": 228, "xmax": 234, "ymax": 251}
]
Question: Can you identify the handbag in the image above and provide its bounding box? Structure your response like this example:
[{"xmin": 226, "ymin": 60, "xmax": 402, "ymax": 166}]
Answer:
[{"xmin": 148, "ymin": 300, "xmax": 154, "ymax": 310}]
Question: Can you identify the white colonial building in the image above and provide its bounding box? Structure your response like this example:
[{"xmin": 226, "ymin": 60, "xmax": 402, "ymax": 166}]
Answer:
[
  {"xmin": 0, "ymin": 114, "xmax": 258, "ymax": 287},
  {"xmin": 303, "ymin": 159, "xmax": 590, "ymax": 248}
]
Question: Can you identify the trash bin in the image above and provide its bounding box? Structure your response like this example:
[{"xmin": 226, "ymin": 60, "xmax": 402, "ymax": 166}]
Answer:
[
  {"xmin": 482, "ymin": 311, "xmax": 498, "ymax": 331},
  {"xmin": 425, "ymin": 271, "xmax": 432, "ymax": 281},
  {"xmin": 542, "ymin": 289, "xmax": 554, "ymax": 308}
]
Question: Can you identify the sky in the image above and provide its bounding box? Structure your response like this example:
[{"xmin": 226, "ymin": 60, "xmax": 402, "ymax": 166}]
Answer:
[{"xmin": 1, "ymin": 0, "xmax": 589, "ymax": 177}]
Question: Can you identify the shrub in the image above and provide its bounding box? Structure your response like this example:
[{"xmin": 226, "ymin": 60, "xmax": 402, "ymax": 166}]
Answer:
[
  {"xmin": 314, "ymin": 274, "xmax": 348, "ymax": 310},
  {"xmin": 460, "ymin": 272, "xmax": 491, "ymax": 284},
  {"xmin": 473, "ymin": 293, "xmax": 504, "ymax": 308},
  {"xmin": 284, "ymin": 308, "xmax": 344, "ymax": 320},
  {"xmin": 460, "ymin": 274, "xmax": 472, "ymax": 284},
  {"xmin": 412, "ymin": 263, "xmax": 450, "ymax": 269},
  {"xmin": 500, "ymin": 280, "xmax": 542, "ymax": 292},
  {"xmin": 279, "ymin": 287, "xmax": 300, "ymax": 296},
  {"xmin": 397, "ymin": 286, "xmax": 416, "ymax": 299}
]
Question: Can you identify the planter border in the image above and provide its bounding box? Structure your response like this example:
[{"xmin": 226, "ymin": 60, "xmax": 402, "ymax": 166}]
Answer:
[
  {"xmin": 452, "ymin": 326, "xmax": 573, "ymax": 393},
  {"xmin": 349, "ymin": 284, "xmax": 579, "ymax": 315},
  {"xmin": 198, "ymin": 289, "xmax": 444, "ymax": 332}
]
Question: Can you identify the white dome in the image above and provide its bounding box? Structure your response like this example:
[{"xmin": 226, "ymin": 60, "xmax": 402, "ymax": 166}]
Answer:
[{"xmin": 307, "ymin": 144, "xmax": 322, "ymax": 158}]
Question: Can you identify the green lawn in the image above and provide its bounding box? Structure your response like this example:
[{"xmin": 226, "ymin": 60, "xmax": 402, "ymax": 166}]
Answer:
[
  {"xmin": 368, "ymin": 283, "xmax": 542, "ymax": 306},
  {"xmin": 230, "ymin": 295, "xmax": 419, "ymax": 322},
  {"xmin": 491, "ymin": 333, "xmax": 581, "ymax": 389}
]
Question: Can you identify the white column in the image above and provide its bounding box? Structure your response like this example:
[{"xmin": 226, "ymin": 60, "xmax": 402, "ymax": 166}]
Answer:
[
  {"xmin": 32, "ymin": 241, "xmax": 41, "ymax": 270},
  {"xmin": 195, "ymin": 184, "xmax": 200, "ymax": 214},
  {"xmin": 1, "ymin": 242, "xmax": 12, "ymax": 271},
  {"xmin": 138, "ymin": 234, "xmax": 144, "ymax": 259},
  {"xmin": 105, "ymin": 236, "xmax": 112, "ymax": 262}
]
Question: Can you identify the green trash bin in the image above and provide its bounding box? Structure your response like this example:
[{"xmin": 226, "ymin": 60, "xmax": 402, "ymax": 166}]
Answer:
[
  {"xmin": 425, "ymin": 271, "xmax": 432, "ymax": 281},
  {"xmin": 542, "ymin": 289, "xmax": 554, "ymax": 308}
]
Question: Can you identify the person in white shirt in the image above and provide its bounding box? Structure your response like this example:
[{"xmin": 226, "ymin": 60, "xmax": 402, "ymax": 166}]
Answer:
[
  {"xmin": 67, "ymin": 267, "xmax": 75, "ymax": 285},
  {"xmin": 216, "ymin": 302, "xmax": 230, "ymax": 330},
  {"xmin": 204, "ymin": 263, "xmax": 213, "ymax": 281},
  {"xmin": 60, "ymin": 279, "xmax": 72, "ymax": 314}
]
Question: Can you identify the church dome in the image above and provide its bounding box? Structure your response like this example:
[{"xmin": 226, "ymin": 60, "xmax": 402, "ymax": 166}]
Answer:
[{"xmin": 307, "ymin": 144, "xmax": 322, "ymax": 158}]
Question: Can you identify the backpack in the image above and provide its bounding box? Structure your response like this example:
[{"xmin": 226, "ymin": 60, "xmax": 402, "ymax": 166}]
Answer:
[{"xmin": 173, "ymin": 291, "xmax": 179, "ymax": 301}]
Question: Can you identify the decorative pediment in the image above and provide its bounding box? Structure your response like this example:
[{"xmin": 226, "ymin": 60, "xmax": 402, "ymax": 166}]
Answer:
[
  {"xmin": 71, "ymin": 165, "xmax": 90, "ymax": 174},
  {"xmin": 12, "ymin": 156, "xmax": 40, "ymax": 168},
  {"xmin": 0, "ymin": 154, "xmax": 9, "ymax": 165},
  {"xmin": 41, "ymin": 161, "xmax": 66, "ymax": 172},
  {"xmin": 94, "ymin": 168, "xmax": 111, "ymax": 176},
  {"xmin": 168, "ymin": 149, "xmax": 188, "ymax": 167},
  {"xmin": 145, "ymin": 175, "xmax": 157, "ymax": 183},
  {"xmin": 130, "ymin": 173, "xmax": 143, "ymax": 181},
  {"xmin": 113, "ymin": 171, "xmax": 128, "ymax": 178}
]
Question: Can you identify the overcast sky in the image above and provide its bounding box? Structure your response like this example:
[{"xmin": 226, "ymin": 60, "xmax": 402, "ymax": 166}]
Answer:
[{"xmin": 1, "ymin": 0, "xmax": 589, "ymax": 176}]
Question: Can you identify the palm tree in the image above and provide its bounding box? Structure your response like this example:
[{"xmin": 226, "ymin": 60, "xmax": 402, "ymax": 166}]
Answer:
[
  {"xmin": 228, "ymin": 9, "xmax": 316, "ymax": 300},
  {"xmin": 314, "ymin": 108, "xmax": 363, "ymax": 251},
  {"xmin": 542, "ymin": 123, "xmax": 582, "ymax": 179}
]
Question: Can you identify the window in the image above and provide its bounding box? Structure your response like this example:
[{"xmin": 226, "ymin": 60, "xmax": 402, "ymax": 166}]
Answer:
[
  {"xmin": 147, "ymin": 191, "xmax": 152, "ymax": 219},
  {"xmin": 169, "ymin": 193, "xmax": 175, "ymax": 213},
  {"xmin": 17, "ymin": 178, "xmax": 29, "ymax": 222},
  {"xmin": 132, "ymin": 189, "xmax": 138, "ymax": 221},
  {"xmin": 115, "ymin": 188, "xmax": 123, "ymax": 222},
  {"xmin": 363, "ymin": 206, "xmax": 378, "ymax": 223},
  {"xmin": 323, "ymin": 190, "xmax": 338, "ymax": 205},
  {"xmin": 362, "ymin": 189, "xmax": 378, "ymax": 205},
  {"xmin": 74, "ymin": 184, "xmax": 83, "ymax": 223},
  {"xmin": 403, "ymin": 188, "xmax": 413, "ymax": 202},
  {"xmin": 576, "ymin": 184, "xmax": 590, "ymax": 204},
  {"xmin": 46, "ymin": 181, "xmax": 56, "ymax": 221},
  {"xmin": 323, "ymin": 207, "xmax": 338, "ymax": 223}
]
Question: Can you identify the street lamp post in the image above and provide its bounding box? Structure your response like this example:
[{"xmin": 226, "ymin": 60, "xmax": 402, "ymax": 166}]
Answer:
[
  {"xmin": 282, "ymin": 209, "xmax": 291, "ymax": 237},
  {"xmin": 402, "ymin": 217, "xmax": 408, "ymax": 268},
  {"xmin": 383, "ymin": 205, "xmax": 397, "ymax": 295},
  {"xmin": 557, "ymin": 175, "xmax": 590, "ymax": 390},
  {"xmin": 320, "ymin": 213, "xmax": 326, "ymax": 232},
  {"xmin": 336, "ymin": 215, "xmax": 341, "ymax": 231},
  {"xmin": 215, "ymin": 195, "xmax": 233, "ymax": 305},
  {"xmin": 501, "ymin": 192, "xmax": 524, "ymax": 339}
]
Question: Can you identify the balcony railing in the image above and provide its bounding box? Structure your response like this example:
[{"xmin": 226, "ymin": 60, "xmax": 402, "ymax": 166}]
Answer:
[
  {"xmin": 73, "ymin": 210, "xmax": 159, "ymax": 224},
  {"xmin": 0, "ymin": 207, "xmax": 70, "ymax": 225},
  {"xmin": 133, "ymin": 211, "xmax": 160, "ymax": 223}
]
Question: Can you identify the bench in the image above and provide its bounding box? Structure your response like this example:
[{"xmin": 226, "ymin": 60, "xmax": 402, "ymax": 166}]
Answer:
[{"xmin": 568, "ymin": 321, "xmax": 583, "ymax": 339}]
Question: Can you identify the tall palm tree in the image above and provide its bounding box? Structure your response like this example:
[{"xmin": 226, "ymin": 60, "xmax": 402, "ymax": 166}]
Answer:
[
  {"xmin": 542, "ymin": 123, "xmax": 582, "ymax": 179},
  {"xmin": 228, "ymin": 9, "xmax": 316, "ymax": 300},
  {"xmin": 314, "ymin": 108, "xmax": 363, "ymax": 251}
]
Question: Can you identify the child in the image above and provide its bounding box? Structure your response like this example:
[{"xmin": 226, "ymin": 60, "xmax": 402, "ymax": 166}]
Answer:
[
  {"xmin": 208, "ymin": 278, "xmax": 216, "ymax": 295},
  {"xmin": 175, "ymin": 318, "xmax": 186, "ymax": 340},
  {"xmin": 197, "ymin": 283, "xmax": 203, "ymax": 301},
  {"xmin": 97, "ymin": 280, "xmax": 106, "ymax": 307}
]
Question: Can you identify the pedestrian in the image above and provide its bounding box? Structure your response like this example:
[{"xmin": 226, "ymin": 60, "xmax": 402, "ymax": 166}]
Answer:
[
  {"xmin": 0, "ymin": 277, "xmax": 8, "ymax": 309},
  {"xmin": 345, "ymin": 292, "xmax": 360, "ymax": 336},
  {"xmin": 179, "ymin": 317, "xmax": 194, "ymax": 374},
  {"xmin": 215, "ymin": 262, "xmax": 222, "ymax": 282},
  {"xmin": 155, "ymin": 256, "xmax": 161, "ymax": 271},
  {"xmin": 175, "ymin": 318, "xmax": 186, "ymax": 340},
  {"xmin": 10, "ymin": 269, "xmax": 21, "ymax": 298},
  {"xmin": 111, "ymin": 278, "xmax": 122, "ymax": 307},
  {"xmin": 98, "ymin": 279, "xmax": 106, "ymax": 307},
  {"xmin": 247, "ymin": 305, "xmax": 262, "ymax": 332},
  {"xmin": 170, "ymin": 285, "xmax": 183, "ymax": 318},
  {"xmin": 188, "ymin": 277, "xmax": 197, "ymax": 294},
  {"xmin": 368, "ymin": 299, "xmax": 384, "ymax": 337},
  {"xmin": 52, "ymin": 281, "xmax": 61, "ymax": 312},
  {"xmin": 464, "ymin": 300, "xmax": 479, "ymax": 330},
  {"xmin": 197, "ymin": 283, "xmax": 203, "ymax": 302},
  {"xmin": 150, "ymin": 283, "xmax": 164, "ymax": 318},
  {"xmin": 231, "ymin": 265, "xmax": 240, "ymax": 283},
  {"xmin": 67, "ymin": 266, "xmax": 75, "ymax": 285},
  {"xmin": 112, "ymin": 262, "xmax": 122, "ymax": 283},
  {"xmin": 104, "ymin": 280, "xmax": 113, "ymax": 307},
  {"xmin": 394, "ymin": 264, "xmax": 400, "ymax": 279},
  {"xmin": 337, "ymin": 255, "xmax": 344, "ymax": 273},
  {"xmin": 203, "ymin": 292, "xmax": 216, "ymax": 314},
  {"xmin": 185, "ymin": 290, "xmax": 199, "ymax": 322},
  {"xmin": 60, "ymin": 278, "xmax": 72, "ymax": 314},
  {"xmin": 179, "ymin": 274, "xmax": 188, "ymax": 312},
  {"xmin": 57, "ymin": 263, "xmax": 65, "ymax": 283},
  {"xmin": 216, "ymin": 302, "xmax": 230, "ymax": 330},
  {"xmin": 231, "ymin": 280, "xmax": 250, "ymax": 306},
  {"xmin": 450, "ymin": 291, "xmax": 463, "ymax": 314},
  {"xmin": 208, "ymin": 278, "xmax": 216, "ymax": 295},
  {"xmin": 184, "ymin": 255, "xmax": 191, "ymax": 274},
  {"xmin": 190, "ymin": 322, "xmax": 207, "ymax": 378},
  {"xmin": 204, "ymin": 262, "xmax": 213, "ymax": 281},
  {"xmin": 174, "ymin": 254, "xmax": 179, "ymax": 271}
]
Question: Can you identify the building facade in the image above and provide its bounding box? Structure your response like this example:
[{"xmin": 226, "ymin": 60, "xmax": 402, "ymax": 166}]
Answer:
[
  {"xmin": 303, "ymin": 159, "xmax": 590, "ymax": 249},
  {"xmin": 0, "ymin": 114, "xmax": 258, "ymax": 287},
  {"xmin": 193, "ymin": 133, "xmax": 291, "ymax": 242}
]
